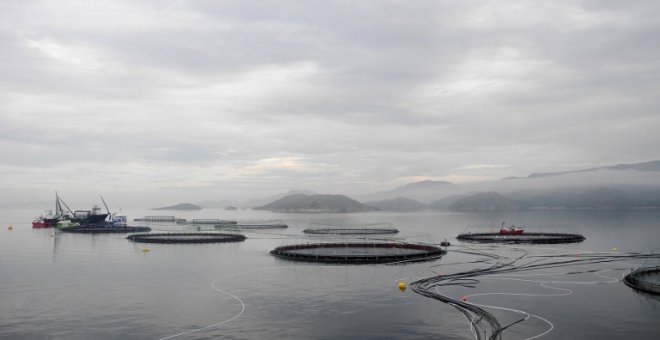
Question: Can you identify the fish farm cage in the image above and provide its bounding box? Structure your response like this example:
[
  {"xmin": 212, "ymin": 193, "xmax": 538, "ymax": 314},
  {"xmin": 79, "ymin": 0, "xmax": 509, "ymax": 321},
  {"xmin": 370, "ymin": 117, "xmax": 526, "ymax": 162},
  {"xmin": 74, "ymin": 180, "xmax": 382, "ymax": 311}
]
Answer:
[
  {"xmin": 182, "ymin": 219, "xmax": 237, "ymax": 225},
  {"xmin": 270, "ymin": 242, "xmax": 445, "ymax": 264},
  {"xmin": 133, "ymin": 216, "xmax": 186, "ymax": 223},
  {"xmin": 59, "ymin": 226, "xmax": 152, "ymax": 234},
  {"xmin": 303, "ymin": 223, "xmax": 399, "ymax": 235},
  {"xmin": 624, "ymin": 266, "xmax": 660, "ymax": 295},
  {"xmin": 456, "ymin": 232, "xmax": 585, "ymax": 244},
  {"xmin": 126, "ymin": 232, "xmax": 246, "ymax": 244},
  {"xmin": 215, "ymin": 220, "xmax": 288, "ymax": 230}
]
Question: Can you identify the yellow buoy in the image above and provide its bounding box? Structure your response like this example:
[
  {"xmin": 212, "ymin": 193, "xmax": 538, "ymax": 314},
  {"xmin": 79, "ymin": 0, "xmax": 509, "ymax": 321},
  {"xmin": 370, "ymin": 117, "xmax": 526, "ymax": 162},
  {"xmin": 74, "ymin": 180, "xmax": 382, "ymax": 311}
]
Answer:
[
  {"xmin": 8, "ymin": 225, "xmax": 13, "ymax": 231},
  {"xmin": 141, "ymin": 247, "xmax": 150, "ymax": 253},
  {"xmin": 612, "ymin": 247, "xmax": 618, "ymax": 252},
  {"xmin": 398, "ymin": 281, "xmax": 407, "ymax": 292}
]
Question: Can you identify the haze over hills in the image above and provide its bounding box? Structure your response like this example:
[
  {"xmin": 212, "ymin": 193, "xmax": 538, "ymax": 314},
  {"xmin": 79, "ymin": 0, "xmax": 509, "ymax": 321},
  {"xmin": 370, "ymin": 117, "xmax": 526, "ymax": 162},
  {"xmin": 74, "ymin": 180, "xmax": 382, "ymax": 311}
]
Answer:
[
  {"xmin": 450, "ymin": 192, "xmax": 522, "ymax": 212},
  {"xmin": 429, "ymin": 194, "xmax": 469, "ymax": 210},
  {"xmin": 43, "ymin": 159, "xmax": 660, "ymax": 212},
  {"xmin": 254, "ymin": 194, "xmax": 379, "ymax": 213},
  {"xmin": 504, "ymin": 160, "xmax": 660, "ymax": 180},
  {"xmin": 242, "ymin": 190, "xmax": 318, "ymax": 208},
  {"xmin": 365, "ymin": 197, "xmax": 428, "ymax": 212},
  {"xmin": 152, "ymin": 203, "xmax": 202, "ymax": 211},
  {"xmin": 362, "ymin": 160, "xmax": 660, "ymax": 211},
  {"xmin": 359, "ymin": 180, "xmax": 458, "ymax": 203},
  {"xmin": 197, "ymin": 200, "xmax": 240, "ymax": 209}
]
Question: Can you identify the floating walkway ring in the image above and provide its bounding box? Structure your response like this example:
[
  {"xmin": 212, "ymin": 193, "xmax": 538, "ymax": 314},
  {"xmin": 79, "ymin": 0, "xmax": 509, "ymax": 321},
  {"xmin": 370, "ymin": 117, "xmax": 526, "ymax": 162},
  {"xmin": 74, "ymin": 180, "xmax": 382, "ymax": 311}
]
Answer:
[
  {"xmin": 303, "ymin": 228, "xmax": 399, "ymax": 235},
  {"xmin": 456, "ymin": 232, "xmax": 585, "ymax": 244},
  {"xmin": 270, "ymin": 242, "xmax": 445, "ymax": 264},
  {"xmin": 60, "ymin": 226, "xmax": 152, "ymax": 233},
  {"xmin": 216, "ymin": 223, "xmax": 288, "ymax": 230},
  {"xmin": 126, "ymin": 232, "xmax": 246, "ymax": 244},
  {"xmin": 624, "ymin": 266, "xmax": 660, "ymax": 295}
]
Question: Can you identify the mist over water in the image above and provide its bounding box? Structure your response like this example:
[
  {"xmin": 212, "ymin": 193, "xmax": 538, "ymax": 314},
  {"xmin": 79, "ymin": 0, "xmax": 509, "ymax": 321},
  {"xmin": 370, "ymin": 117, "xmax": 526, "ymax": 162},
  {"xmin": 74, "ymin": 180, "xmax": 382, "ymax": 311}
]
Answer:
[
  {"xmin": 2, "ymin": 1, "xmax": 660, "ymax": 338},
  {"xmin": 1, "ymin": 208, "xmax": 658, "ymax": 339}
]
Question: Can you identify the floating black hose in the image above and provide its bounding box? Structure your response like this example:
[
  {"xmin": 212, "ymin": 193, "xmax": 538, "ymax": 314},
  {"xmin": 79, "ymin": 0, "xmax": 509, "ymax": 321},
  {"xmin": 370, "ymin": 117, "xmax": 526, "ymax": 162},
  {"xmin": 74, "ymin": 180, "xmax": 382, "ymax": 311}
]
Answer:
[{"xmin": 411, "ymin": 247, "xmax": 660, "ymax": 340}]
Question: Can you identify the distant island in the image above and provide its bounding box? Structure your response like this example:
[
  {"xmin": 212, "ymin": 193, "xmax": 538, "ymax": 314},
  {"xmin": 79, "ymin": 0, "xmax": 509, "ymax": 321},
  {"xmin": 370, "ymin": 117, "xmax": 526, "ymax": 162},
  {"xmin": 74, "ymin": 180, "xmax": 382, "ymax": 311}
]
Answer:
[
  {"xmin": 152, "ymin": 203, "xmax": 202, "ymax": 210},
  {"xmin": 255, "ymin": 194, "xmax": 379, "ymax": 213},
  {"xmin": 149, "ymin": 159, "xmax": 660, "ymax": 213}
]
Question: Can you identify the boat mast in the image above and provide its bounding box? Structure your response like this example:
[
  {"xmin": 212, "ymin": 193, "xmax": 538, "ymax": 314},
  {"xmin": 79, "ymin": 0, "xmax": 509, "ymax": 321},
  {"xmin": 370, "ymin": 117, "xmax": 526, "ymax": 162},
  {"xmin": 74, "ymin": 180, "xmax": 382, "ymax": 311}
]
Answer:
[
  {"xmin": 100, "ymin": 195, "xmax": 111, "ymax": 220},
  {"xmin": 55, "ymin": 191, "xmax": 63, "ymax": 217},
  {"xmin": 56, "ymin": 192, "xmax": 75, "ymax": 217}
]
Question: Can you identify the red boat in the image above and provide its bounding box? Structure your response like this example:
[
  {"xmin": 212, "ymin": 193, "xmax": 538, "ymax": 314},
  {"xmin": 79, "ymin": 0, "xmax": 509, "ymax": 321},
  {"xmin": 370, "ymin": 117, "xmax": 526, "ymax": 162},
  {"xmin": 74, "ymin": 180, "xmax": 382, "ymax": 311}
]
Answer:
[
  {"xmin": 499, "ymin": 222, "xmax": 524, "ymax": 235},
  {"xmin": 32, "ymin": 210, "xmax": 59, "ymax": 228},
  {"xmin": 32, "ymin": 219, "xmax": 50, "ymax": 228}
]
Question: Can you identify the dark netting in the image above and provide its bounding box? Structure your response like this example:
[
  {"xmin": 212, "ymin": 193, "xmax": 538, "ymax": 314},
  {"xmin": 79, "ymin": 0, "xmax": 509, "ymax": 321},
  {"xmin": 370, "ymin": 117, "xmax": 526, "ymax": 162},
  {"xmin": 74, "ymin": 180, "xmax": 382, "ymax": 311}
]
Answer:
[
  {"xmin": 624, "ymin": 266, "xmax": 660, "ymax": 295},
  {"xmin": 270, "ymin": 242, "xmax": 445, "ymax": 264},
  {"xmin": 133, "ymin": 216, "xmax": 186, "ymax": 223},
  {"xmin": 60, "ymin": 226, "xmax": 152, "ymax": 233},
  {"xmin": 186, "ymin": 219, "xmax": 237, "ymax": 225},
  {"xmin": 303, "ymin": 227, "xmax": 399, "ymax": 235},
  {"xmin": 456, "ymin": 232, "xmax": 585, "ymax": 244},
  {"xmin": 216, "ymin": 220, "xmax": 288, "ymax": 230},
  {"xmin": 126, "ymin": 232, "xmax": 246, "ymax": 244}
]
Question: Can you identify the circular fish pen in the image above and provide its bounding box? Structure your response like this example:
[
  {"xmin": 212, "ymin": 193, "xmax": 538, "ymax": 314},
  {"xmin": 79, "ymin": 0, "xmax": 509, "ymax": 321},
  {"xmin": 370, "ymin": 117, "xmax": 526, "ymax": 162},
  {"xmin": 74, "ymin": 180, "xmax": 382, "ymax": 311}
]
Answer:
[
  {"xmin": 624, "ymin": 266, "xmax": 660, "ymax": 295},
  {"xmin": 303, "ymin": 227, "xmax": 399, "ymax": 235},
  {"xmin": 60, "ymin": 226, "xmax": 152, "ymax": 234},
  {"xmin": 457, "ymin": 232, "xmax": 585, "ymax": 244},
  {"xmin": 270, "ymin": 242, "xmax": 445, "ymax": 264},
  {"xmin": 126, "ymin": 232, "xmax": 246, "ymax": 244},
  {"xmin": 216, "ymin": 220, "xmax": 288, "ymax": 230}
]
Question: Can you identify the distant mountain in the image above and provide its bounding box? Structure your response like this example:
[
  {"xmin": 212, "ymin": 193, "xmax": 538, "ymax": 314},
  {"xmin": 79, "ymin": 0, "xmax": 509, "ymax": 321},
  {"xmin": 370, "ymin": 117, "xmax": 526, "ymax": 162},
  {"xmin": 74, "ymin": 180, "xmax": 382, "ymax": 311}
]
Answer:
[
  {"xmin": 504, "ymin": 160, "xmax": 660, "ymax": 180},
  {"xmin": 153, "ymin": 203, "xmax": 202, "ymax": 210},
  {"xmin": 360, "ymin": 180, "xmax": 457, "ymax": 203},
  {"xmin": 255, "ymin": 194, "xmax": 379, "ymax": 213},
  {"xmin": 364, "ymin": 197, "xmax": 428, "ymax": 212},
  {"xmin": 574, "ymin": 188, "xmax": 630, "ymax": 208},
  {"xmin": 243, "ymin": 189, "xmax": 318, "ymax": 208},
  {"xmin": 453, "ymin": 187, "xmax": 660, "ymax": 211},
  {"xmin": 523, "ymin": 187, "xmax": 634, "ymax": 209},
  {"xmin": 429, "ymin": 194, "xmax": 469, "ymax": 210},
  {"xmin": 450, "ymin": 192, "xmax": 523, "ymax": 212}
]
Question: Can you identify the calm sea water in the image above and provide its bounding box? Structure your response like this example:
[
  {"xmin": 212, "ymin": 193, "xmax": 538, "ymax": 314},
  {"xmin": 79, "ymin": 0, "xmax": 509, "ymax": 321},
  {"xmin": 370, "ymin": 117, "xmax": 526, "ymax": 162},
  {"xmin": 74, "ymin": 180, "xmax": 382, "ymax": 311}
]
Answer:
[{"xmin": 1, "ymin": 208, "xmax": 659, "ymax": 339}]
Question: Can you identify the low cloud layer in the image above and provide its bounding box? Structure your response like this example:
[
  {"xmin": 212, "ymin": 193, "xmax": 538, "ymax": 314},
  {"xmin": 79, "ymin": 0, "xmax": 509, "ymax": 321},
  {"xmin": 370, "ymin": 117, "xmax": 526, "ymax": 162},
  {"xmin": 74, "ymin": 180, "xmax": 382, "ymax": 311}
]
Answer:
[{"xmin": 1, "ymin": 1, "xmax": 659, "ymax": 206}]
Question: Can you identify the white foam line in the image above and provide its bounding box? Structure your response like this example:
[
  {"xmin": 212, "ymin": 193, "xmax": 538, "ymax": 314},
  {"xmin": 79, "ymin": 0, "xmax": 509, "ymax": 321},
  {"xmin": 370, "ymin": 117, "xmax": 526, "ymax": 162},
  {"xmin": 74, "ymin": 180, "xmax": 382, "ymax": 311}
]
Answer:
[
  {"xmin": 157, "ymin": 264, "xmax": 335, "ymax": 339},
  {"xmin": 450, "ymin": 287, "xmax": 553, "ymax": 340},
  {"xmin": 469, "ymin": 300, "xmax": 554, "ymax": 340},
  {"xmin": 159, "ymin": 280, "xmax": 246, "ymax": 339}
]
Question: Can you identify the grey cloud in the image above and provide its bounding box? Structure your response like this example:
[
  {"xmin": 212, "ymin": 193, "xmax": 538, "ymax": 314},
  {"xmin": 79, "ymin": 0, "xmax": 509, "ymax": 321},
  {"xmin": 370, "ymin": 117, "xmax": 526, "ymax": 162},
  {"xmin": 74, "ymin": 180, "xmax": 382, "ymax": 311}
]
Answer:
[{"xmin": 0, "ymin": 0, "xmax": 658, "ymax": 205}]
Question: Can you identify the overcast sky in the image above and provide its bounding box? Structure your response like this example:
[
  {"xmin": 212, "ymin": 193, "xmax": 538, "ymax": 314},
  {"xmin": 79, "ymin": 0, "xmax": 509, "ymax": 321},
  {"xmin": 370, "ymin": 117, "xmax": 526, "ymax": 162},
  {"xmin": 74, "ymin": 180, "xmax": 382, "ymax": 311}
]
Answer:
[{"xmin": 1, "ymin": 0, "xmax": 659, "ymax": 205}]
